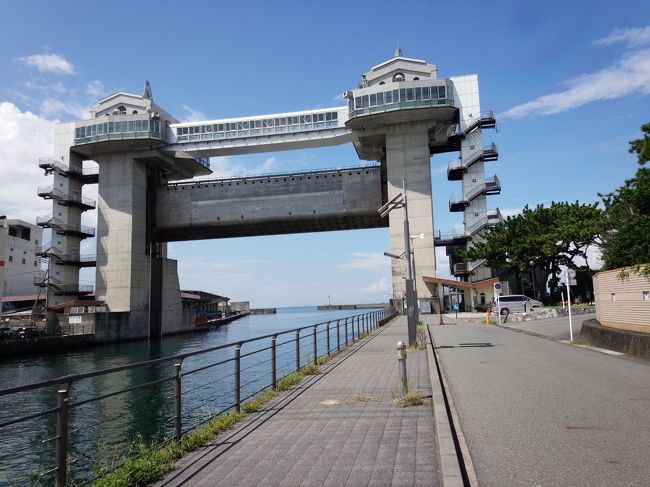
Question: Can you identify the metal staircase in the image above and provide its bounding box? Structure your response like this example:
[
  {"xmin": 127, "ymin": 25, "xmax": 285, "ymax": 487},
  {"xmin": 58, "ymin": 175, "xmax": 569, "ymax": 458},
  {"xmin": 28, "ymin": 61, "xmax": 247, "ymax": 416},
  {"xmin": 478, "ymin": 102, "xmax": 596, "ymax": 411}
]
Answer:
[{"xmin": 447, "ymin": 143, "xmax": 499, "ymax": 181}]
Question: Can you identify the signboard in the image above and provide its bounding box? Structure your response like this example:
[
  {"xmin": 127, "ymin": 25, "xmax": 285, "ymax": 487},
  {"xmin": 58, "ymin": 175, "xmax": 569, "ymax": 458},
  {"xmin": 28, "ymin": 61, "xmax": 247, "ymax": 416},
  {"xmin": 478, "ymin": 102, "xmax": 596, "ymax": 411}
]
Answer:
[
  {"xmin": 493, "ymin": 282, "xmax": 502, "ymax": 294},
  {"xmin": 452, "ymin": 303, "xmax": 459, "ymax": 311},
  {"xmin": 69, "ymin": 315, "xmax": 82, "ymax": 324}
]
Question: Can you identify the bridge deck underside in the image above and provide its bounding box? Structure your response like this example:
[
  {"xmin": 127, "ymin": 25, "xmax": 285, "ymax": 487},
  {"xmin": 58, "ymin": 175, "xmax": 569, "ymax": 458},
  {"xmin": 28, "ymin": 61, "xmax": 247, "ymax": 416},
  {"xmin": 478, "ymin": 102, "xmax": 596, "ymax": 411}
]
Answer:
[{"xmin": 154, "ymin": 167, "xmax": 387, "ymax": 242}]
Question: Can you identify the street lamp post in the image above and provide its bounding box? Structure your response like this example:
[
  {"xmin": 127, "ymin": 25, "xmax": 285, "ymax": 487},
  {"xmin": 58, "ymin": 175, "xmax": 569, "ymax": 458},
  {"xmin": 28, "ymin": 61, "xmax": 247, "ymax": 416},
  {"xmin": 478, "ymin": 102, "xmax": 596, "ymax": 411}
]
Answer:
[{"xmin": 379, "ymin": 179, "xmax": 419, "ymax": 346}]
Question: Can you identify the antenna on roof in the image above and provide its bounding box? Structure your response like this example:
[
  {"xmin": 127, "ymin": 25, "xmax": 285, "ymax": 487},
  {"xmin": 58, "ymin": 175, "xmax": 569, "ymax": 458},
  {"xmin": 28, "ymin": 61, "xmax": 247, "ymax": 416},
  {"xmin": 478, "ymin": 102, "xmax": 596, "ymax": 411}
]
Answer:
[
  {"xmin": 143, "ymin": 80, "xmax": 153, "ymax": 101},
  {"xmin": 395, "ymin": 38, "xmax": 402, "ymax": 57}
]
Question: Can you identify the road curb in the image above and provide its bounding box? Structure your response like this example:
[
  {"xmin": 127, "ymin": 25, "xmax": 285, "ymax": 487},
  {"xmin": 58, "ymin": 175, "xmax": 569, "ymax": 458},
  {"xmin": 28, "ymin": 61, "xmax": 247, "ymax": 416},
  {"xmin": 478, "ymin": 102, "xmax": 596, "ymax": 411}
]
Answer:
[{"xmin": 426, "ymin": 324, "xmax": 478, "ymax": 487}]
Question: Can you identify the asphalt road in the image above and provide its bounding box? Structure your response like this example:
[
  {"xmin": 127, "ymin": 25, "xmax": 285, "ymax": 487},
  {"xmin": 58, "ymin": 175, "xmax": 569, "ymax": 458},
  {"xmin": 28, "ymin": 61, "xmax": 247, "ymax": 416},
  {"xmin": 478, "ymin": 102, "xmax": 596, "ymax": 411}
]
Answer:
[
  {"xmin": 502, "ymin": 313, "xmax": 596, "ymax": 340},
  {"xmin": 428, "ymin": 321, "xmax": 650, "ymax": 487}
]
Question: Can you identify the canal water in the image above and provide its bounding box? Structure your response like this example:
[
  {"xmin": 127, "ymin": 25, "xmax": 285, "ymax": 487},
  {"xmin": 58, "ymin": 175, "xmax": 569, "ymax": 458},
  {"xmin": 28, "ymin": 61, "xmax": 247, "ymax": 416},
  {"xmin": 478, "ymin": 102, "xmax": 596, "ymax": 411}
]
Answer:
[{"xmin": 0, "ymin": 306, "xmax": 382, "ymax": 485}]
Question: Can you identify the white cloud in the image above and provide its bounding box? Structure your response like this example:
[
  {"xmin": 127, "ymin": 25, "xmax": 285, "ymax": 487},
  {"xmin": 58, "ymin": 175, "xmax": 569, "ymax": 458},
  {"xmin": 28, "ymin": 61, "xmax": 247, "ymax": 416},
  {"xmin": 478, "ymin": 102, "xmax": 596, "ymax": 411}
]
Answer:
[
  {"xmin": 431, "ymin": 164, "xmax": 447, "ymax": 176},
  {"xmin": 337, "ymin": 252, "xmax": 390, "ymax": 270},
  {"xmin": 502, "ymin": 48, "xmax": 650, "ymax": 119},
  {"xmin": 500, "ymin": 207, "xmax": 523, "ymax": 217},
  {"xmin": 363, "ymin": 277, "xmax": 390, "ymax": 294},
  {"xmin": 503, "ymin": 26, "xmax": 650, "ymax": 120},
  {"xmin": 40, "ymin": 98, "xmax": 89, "ymax": 119},
  {"xmin": 435, "ymin": 252, "xmax": 451, "ymax": 279},
  {"xmin": 181, "ymin": 104, "xmax": 205, "ymax": 122},
  {"xmin": 85, "ymin": 81, "xmax": 105, "ymax": 99},
  {"xmin": 0, "ymin": 102, "xmax": 54, "ymax": 222},
  {"xmin": 18, "ymin": 54, "xmax": 75, "ymax": 75},
  {"xmin": 594, "ymin": 26, "xmax": 650, "ymax": 48},
  {"xmin": 184, "ymin": 156, "xmax": 280, "ymax": 181}
]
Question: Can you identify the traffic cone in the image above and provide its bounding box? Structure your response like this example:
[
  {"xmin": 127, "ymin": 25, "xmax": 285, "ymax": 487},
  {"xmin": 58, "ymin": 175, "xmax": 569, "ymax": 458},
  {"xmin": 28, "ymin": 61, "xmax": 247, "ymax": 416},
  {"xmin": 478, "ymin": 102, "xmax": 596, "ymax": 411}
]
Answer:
[
  {"xmin": 439, "ymin": 312, "xmax": 444, "ymax": 325},
  {"xmin": 486, "ymin": 308, "xmax": 491, "ymax": 324}
]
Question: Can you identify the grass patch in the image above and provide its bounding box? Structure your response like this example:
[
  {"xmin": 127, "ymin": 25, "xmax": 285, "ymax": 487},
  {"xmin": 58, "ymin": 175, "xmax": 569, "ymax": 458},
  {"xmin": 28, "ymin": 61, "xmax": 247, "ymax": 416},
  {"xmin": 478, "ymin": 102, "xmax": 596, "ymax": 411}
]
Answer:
[
  {"xmin": 394, "ymin": 388, "xmax": 424, "ymax": 408},
  {"xmin": 408, "ymin": 324, "xmax": 427, "ymax": 350},
  {"xmin": 92, "ymin": 334, "xmax": 376, "ymax": 486},
  {"xmin": 571, "ymin": 338, "xmax": 587, "ymax": 345},
  {"xmin": 353, "ymin": 392, "xmax": 378, "ymax": 402}
]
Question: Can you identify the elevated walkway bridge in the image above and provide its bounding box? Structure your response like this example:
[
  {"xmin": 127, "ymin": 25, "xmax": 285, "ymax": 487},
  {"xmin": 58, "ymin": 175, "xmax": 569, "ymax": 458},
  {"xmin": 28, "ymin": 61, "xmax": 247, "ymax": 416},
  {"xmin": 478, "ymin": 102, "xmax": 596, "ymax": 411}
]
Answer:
[{"xmin": 166, "ymin": 107, "xmax": 355, "ymax": 157}]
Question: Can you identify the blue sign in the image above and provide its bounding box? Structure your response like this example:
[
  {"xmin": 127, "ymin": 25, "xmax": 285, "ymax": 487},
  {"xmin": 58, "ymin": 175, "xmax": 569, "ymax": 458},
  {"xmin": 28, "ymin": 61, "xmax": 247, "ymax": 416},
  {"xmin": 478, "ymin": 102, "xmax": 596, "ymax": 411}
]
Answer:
[{"xmin": 452, "ymin": 303, "xmax": 459, "ymax": 311}]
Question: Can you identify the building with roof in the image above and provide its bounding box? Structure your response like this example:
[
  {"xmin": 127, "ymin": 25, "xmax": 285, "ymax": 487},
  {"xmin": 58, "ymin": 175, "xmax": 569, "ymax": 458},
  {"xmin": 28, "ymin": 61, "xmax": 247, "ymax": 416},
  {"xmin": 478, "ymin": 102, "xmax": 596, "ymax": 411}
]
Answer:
[{"xmin": 0, "ymin": 217, "xmax": 44, "ymax": 313}]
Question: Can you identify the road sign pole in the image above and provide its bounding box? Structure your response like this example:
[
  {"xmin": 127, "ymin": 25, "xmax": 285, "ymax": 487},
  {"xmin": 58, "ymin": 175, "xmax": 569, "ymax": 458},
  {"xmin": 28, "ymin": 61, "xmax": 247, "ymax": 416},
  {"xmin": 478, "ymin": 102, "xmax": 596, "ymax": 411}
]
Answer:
[
  {"xmin": 565, "ymin": 269, "xmax": 574, "ymax": 341},
  {"xmin": 494, "ymin": 282, "xmax": 502, "ymax": 325}
]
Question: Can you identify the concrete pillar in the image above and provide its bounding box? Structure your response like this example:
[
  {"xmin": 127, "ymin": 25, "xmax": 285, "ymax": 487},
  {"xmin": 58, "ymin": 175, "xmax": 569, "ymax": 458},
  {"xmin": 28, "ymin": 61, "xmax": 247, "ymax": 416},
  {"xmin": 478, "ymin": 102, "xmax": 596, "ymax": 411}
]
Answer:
[
  {"xmin": 385, "ymin": 121, "xmax": 437, "ymax": 301},
  {"xmin": 95, "ymin": 154, "xmax": 181, "ymax": 338}
]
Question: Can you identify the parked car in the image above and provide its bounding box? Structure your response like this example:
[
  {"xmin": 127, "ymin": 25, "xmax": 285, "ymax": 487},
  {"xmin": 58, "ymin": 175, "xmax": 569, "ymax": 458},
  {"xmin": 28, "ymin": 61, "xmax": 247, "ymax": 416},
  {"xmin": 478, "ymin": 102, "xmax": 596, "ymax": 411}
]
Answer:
[
  {"xmin": 14, "ymin": 326, "xmax": 40, "ymax": 339},
  {"xmin": 0, "ymin": 327, "xmax": 12, "ymax": 339},
  {"xmin": 493, "ymin": 295, "xmax": 543, "ymax": 315}
]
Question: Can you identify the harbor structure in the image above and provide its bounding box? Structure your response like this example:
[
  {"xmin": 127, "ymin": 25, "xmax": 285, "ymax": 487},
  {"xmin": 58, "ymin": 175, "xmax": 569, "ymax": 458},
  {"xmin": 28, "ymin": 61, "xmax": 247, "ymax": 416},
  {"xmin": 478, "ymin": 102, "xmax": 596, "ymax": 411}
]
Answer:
[{"xmin": 38, "ymin": 52, "xmax": 499, "ymax": 338}]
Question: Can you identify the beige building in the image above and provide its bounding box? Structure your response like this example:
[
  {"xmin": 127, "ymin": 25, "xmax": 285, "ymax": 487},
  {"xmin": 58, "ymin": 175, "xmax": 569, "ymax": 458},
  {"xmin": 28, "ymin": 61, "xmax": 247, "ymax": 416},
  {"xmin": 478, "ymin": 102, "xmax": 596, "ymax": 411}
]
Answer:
[
  {"xmin": 594, "ymin": 267, "xmax": 650, "ymax": 334},
  {"xmin": 0, "ymin": 218, "xmax": 43, "ymax": 301}
]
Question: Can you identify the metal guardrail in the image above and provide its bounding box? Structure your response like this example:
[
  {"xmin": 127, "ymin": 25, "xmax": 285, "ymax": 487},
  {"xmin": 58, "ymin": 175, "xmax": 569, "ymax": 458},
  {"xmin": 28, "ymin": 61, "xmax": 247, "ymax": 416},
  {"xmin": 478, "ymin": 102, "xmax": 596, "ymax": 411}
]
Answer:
[
  {"xmin": 0, "ymin": 308, "xmax": 393, "ymax": 486},
  {"xmin": 167, "ymin": 164, "xmax": 381, "ymax": 188}
]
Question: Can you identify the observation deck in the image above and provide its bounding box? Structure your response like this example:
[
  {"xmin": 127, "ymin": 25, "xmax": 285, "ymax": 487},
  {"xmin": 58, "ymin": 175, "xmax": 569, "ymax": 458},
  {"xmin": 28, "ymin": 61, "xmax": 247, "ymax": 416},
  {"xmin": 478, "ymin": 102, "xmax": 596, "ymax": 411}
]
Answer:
[{"xmin": 345, "ymin": 80, "xmax": 455, "ymax": 126}]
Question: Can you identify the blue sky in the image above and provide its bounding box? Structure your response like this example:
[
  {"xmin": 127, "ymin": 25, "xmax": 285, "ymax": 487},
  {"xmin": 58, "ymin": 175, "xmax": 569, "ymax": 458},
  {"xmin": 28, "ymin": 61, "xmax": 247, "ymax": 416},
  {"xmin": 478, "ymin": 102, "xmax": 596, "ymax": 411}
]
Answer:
[{"xmin": 1, "ymin": 1, "xmax": 649, "ymax": 307}]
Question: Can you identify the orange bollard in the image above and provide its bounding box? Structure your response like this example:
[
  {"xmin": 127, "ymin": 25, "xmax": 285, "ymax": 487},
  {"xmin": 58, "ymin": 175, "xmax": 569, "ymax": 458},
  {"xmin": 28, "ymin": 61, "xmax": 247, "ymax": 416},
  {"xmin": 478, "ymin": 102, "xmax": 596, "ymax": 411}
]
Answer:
[{"xmin": 486, "ymin": 307, "xmax": 491, "ymax": 324}]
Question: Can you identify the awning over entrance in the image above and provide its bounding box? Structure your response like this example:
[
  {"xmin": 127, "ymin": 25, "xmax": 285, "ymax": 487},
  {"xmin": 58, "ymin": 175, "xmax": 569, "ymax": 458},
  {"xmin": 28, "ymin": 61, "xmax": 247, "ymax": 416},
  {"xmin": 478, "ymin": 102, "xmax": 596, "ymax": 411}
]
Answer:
[{"xmin": 422, "ymin": 275, "xmax": 499, "ymax": 290}]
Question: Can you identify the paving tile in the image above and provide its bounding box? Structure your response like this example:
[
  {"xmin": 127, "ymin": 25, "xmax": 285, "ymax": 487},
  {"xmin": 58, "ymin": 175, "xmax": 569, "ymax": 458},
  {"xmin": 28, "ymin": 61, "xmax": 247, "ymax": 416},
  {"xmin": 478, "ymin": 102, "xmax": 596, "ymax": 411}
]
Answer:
[{"xmin": 155, "ymin": 316, "xmax": 438, "ymax": 487}]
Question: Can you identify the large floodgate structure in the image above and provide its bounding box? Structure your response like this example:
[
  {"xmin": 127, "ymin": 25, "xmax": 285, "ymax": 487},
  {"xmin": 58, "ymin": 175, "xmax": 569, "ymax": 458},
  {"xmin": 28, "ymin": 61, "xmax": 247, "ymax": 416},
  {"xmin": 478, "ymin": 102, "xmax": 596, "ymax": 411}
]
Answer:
[{"xmin": 37, "ymin": 50, "xmax": 499, "ymax": 338}]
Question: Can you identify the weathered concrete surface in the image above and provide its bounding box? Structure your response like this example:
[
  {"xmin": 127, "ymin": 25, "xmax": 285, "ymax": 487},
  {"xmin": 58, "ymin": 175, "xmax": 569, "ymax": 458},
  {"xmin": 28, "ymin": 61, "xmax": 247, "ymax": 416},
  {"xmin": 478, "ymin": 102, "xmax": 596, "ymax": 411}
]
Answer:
[
  {"xmin": 582, "ymin": 319, "xmax": 650, "ymax": 359},
  {"xmin": 430, "ymin": 321, "xmax": 650, "ymax": 487},
  {"xmin": 156, "ymin": 317, "xmax": 439, "ymax": 487},
  {"xmin": 155, "ymin": 167, "xmax": 386, "ymax": 241}
]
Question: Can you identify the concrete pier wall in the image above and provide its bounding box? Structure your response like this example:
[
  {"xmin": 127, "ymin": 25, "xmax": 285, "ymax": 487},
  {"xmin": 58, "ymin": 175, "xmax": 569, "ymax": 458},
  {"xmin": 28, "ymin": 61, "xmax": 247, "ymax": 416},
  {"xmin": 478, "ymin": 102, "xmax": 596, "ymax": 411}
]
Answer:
[{"xmin": 155, "ymin": 167, "xmax": 386, "ymax": 241}]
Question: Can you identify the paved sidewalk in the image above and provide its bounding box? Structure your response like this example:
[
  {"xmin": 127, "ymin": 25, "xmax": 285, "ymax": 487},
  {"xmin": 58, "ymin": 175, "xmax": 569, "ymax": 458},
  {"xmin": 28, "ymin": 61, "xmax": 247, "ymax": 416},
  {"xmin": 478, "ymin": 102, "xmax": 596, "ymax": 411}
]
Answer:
[{"xmin": 156, "ymin": 317, "xmax": 439, "ymax": 487}]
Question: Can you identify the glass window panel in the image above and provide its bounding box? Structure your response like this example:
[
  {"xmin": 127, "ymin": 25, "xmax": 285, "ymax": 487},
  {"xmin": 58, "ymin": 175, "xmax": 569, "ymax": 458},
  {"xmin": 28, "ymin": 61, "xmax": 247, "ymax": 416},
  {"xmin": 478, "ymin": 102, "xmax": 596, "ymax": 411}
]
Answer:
[
  {"xmin": 385, "ymin": 91, "xmax": 392, "ymax": 103},
  {"xmin": 127, "ymin": 121, "xmax": 134, "ymax": 132},
  {"xmin": 406, "ymin": 88, "xmax": 414, "ymax": 101},
  {"xmin": 399, "ymin": 89, "xmax": 406, "ymax": 102},
  {"xmin": 369, "ymin": 93, "xmax": 377, "ymax": 106},
  {"xmin": 218, "ymin": 124, "xmax": 224, "ymax": 131},
  {"xmin": 415, "ymin": 87, "xmax": 422, "ymax": 101},
  {"xmin": 332, "ymin": 112, "xmax": 337, "ymax": 120},
  {"xmin": 377, "ymin": 92, "xmax": 384, "ymax": 105},
  {"xmin": 355, "ymin": 97, "xmax": 362, "ymax": 109},
  {"xmin": 438, "ymin": 86, "xmax": 446, "ymax": 99},
  {"xmin": 422, "ymin": 87, "xmax": 429, "ymax": 99},
  {"xmin": 326, "ymin": 112, "xmax": 331, "ymax": 121},
  {"xmin": 362, "ymin": 95, "xmax": 369, "ymax": 108}
]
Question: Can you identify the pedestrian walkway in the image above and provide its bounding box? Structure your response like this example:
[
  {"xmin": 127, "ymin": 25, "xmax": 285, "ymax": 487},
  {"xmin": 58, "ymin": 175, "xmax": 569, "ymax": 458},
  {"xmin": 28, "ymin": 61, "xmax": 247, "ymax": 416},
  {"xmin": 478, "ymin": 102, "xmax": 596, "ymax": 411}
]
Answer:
[{"xmin": 156, "ymin": 316, "xmax": 439, "ymax": 487}]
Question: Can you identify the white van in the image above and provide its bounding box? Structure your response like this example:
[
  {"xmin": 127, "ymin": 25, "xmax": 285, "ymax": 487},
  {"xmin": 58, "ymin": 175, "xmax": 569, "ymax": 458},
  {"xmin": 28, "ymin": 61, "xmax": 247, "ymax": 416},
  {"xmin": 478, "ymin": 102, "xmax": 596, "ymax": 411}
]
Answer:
[{"xmin": 494, "ymin": 295, "xmax": 543, "ymax": 314}]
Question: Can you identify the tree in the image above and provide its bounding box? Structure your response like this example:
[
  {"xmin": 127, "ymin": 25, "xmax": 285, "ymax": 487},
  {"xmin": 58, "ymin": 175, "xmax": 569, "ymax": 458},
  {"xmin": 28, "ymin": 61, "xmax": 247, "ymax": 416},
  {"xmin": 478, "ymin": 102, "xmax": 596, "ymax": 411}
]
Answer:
[
  {"xmin": 461, "ymin": 202, "xmax": 603, "ymax": 301},
  {"xmin": 600, "ymin": 122, "xmax": 650, "ymax": 277}
]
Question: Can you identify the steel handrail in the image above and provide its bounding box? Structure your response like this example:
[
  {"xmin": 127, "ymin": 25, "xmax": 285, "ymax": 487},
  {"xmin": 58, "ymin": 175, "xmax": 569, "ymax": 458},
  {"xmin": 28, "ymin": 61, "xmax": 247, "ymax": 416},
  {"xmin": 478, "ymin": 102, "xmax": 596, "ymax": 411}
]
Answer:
[{"xmin": 0, "ymin": 307, "xmax": 393, "ymax": 486}]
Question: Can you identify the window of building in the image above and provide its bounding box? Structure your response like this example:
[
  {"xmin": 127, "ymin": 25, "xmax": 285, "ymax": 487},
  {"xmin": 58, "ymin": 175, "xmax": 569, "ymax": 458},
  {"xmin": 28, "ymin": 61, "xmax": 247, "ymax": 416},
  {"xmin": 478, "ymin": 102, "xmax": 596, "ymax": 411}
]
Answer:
[
  {"xmin": 21, "ymin": 258, "xmax": 25, "ymax": 265},
  {"xmin": 611, "ymin": 293, "xmax": 616, "ymax": 302},
  {"xmin": 8, "ymin": 256, "xmax": 12, "ymax": 262},
  {"xmin": 643, "ymin": 291, "xmax": 649, "ymax": 301},
  {"xmin": 392, "ymin": 72, "xmax": 405, "ymax": 82}
]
